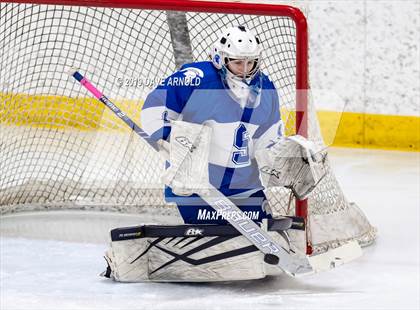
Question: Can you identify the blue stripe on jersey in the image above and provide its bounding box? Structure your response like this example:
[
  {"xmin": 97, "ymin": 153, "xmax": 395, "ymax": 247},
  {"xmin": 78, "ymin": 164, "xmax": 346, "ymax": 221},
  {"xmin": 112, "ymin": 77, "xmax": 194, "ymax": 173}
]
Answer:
[
  {"xmin": 241, "ymin": 107, "xmax": 253, "ymax": 123},
  {"xmin": 208, "ymin": 161, "xmax": 263, "ymax": 196},
  {"xmin": 149, "ymin": 126, "xmax": 171, "ymax": 141}
]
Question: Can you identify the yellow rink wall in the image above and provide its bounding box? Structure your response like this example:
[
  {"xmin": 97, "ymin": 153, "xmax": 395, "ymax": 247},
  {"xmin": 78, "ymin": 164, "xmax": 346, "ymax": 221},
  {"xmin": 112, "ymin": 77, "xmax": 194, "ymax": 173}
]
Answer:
[
  {"xmin": 318, "ymin": 111, "xmax": 419, "ymax": 151},
  {"xmin": 1, "ymin": 92, "xmax": 419, "ymax": 152},
  {"xmin": 0, "ymin": 93, "xmax": 143, "ymax": 132}
]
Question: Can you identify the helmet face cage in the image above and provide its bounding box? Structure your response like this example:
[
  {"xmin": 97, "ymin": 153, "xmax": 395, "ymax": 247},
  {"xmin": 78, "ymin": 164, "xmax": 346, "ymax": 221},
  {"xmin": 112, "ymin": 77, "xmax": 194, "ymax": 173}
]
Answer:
[{"xmin": 224, "ymin": 56, "xmax": 262, "ymax": 81}]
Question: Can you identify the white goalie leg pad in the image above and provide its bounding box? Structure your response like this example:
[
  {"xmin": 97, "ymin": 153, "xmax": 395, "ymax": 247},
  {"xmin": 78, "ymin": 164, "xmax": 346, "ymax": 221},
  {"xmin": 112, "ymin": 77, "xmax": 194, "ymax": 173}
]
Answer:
[
  {"xmin": 102, "ymin": 220, "xmax": 293, "ymax": 282},
  {"xmin": 102, "ymin": 220, "xmax": 362, "ymax": 281},
  {"xmin": 163, "ymin": 120, "xmax": 212, "ymax": 196},
  {"xmin": 102, "ymin": 242, "xmax": 150, "ymax": 282},
  {"xmin": 256, "ymin": 135, "xmax": 327, "ymax": 200}
]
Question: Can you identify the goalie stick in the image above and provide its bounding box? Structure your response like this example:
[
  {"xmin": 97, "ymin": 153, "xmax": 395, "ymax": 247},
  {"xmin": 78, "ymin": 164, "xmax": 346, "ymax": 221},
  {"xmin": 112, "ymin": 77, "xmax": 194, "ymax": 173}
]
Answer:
[{"xmin": 70, "ymin": 70, "xmax": 362, "ymax": 277}]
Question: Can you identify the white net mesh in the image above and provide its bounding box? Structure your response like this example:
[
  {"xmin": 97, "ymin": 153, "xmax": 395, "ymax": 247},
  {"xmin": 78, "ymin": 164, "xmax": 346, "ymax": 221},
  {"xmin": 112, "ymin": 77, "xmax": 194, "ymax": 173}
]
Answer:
[{"xmin": 0, "ymin": 3, "xmax": 376, "ymax": 252}]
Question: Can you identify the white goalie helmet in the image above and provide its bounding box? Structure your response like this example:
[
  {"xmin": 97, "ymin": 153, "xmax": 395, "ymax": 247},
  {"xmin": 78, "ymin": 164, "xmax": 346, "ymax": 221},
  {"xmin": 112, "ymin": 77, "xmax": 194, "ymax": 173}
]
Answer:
[
  {"xmin": 211, "ymin": 26, "xmax": 263, "ymax": 105},
  {"xmin": 211, "ymin": 25, "xmax": 263, "ymax": 82}
]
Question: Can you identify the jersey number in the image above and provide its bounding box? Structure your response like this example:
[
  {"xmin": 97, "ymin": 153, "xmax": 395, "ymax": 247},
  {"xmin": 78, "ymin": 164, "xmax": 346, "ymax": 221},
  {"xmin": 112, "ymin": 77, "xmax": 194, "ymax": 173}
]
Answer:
[{"xmin": 232, "ymin": 124, "xmax": 250, "ymax": 166}]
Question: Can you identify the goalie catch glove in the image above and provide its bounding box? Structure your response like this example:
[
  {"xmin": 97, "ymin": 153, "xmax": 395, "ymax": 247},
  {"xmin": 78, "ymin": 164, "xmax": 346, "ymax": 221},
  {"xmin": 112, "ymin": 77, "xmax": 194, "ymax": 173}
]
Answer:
[{"xmin": 255, "ymin": 135, "xmax": 327, "ymax": 200}]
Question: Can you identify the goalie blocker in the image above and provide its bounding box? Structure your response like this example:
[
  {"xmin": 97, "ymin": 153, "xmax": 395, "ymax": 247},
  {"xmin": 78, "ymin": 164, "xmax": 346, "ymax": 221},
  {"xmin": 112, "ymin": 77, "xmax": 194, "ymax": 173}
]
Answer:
[{"xmin": 101, "ymin": 217, "xmax": 306, "ymax": 282}]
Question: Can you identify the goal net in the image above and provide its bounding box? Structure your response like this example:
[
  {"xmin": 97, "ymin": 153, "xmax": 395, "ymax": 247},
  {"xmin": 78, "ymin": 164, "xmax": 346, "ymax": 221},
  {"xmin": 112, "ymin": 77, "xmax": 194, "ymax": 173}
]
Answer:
[{"xmin": 0, "ymin": 0, "xmax": 376, "ymax": 253}]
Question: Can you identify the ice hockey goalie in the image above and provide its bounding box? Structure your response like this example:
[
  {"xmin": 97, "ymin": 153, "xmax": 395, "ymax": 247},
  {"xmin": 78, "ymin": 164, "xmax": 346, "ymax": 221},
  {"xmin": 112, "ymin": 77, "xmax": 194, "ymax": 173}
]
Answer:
[
  {"xmin": 100, "ymin": 124, "xmax": 324, "ymax": 282},
  {"xmin": 100, "ymin": 26, "xmax": 356, "ymax": 282}
]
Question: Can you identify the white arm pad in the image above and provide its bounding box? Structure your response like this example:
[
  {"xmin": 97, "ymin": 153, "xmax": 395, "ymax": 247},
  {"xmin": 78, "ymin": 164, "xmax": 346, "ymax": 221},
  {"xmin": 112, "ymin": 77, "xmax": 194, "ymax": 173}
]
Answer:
[{"xmin": 255, "ymin": 135, "xmax": 327, "ymax": 200}]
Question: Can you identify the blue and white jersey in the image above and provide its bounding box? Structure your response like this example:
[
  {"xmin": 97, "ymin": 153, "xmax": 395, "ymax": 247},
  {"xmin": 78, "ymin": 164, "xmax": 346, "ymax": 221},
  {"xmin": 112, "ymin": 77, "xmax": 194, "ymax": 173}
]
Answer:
[{"xmin": 141, "ymin": 61, "xmax": 283, "ymax": 198}]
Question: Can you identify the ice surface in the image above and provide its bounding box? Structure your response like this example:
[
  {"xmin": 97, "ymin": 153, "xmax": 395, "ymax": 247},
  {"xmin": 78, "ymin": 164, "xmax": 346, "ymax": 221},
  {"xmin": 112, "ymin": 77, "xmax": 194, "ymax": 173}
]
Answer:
[{"xmin": 1, "ymin": 148, "xmax": 419, "ymax": 310}]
